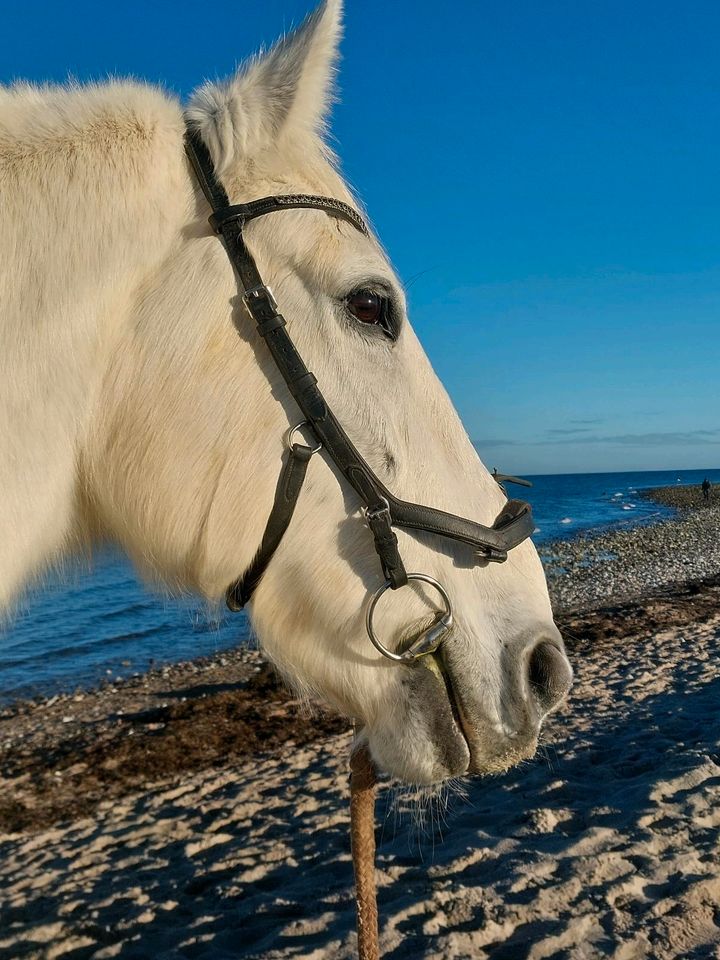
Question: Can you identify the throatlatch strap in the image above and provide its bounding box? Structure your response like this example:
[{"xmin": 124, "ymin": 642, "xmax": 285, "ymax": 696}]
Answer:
[{"xmin": 226, "ymin": 444, "xmax": 313, "ymax": 611}]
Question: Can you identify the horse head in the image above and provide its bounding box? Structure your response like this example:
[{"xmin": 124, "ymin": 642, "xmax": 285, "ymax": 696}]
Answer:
[{"xmin": 88, "ymin": 0, "xmax": 572, "ymax": 784}]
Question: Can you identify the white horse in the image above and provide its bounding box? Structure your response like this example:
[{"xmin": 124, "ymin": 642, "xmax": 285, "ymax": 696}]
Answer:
[{"xmin": 0, "ymin": 0, "xmax": 572, "ymax": 785}]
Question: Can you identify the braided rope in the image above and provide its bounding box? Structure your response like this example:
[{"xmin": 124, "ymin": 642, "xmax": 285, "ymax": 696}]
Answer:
[{"xmin": 350, "ymin": 744, "xmax": 379, "ymax": 960}]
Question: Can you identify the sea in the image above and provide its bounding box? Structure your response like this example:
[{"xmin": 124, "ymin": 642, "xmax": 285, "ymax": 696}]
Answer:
[{"xmin": 1, "ymin": 467, "xmax": 719, "ymax": 705}]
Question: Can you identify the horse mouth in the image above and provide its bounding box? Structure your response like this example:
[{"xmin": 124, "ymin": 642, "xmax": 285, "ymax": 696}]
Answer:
[
  {"xmin": 423, "ymin": 651, "xmax": 474, "ymax": 769},
  {"xmin": 431, "ymin": 651, "xmax": 540, "ymax": 776},
  {"xmin": 431, "ymin": 654, "xmax": 469, "ymax": 745}
]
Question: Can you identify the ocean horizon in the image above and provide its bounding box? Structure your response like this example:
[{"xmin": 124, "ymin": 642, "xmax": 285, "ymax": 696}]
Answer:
[{"xmin": 1, "ymin": 466, "xmax": 718, "ymax": 705}]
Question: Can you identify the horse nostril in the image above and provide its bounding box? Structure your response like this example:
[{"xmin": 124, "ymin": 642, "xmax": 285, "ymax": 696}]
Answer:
[{"xmin": 527, "ymin": 640, "xmax": 573, "ymax": 714}]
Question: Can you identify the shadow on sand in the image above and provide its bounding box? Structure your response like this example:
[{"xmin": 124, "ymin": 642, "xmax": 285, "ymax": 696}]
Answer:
[{"xmin": 1, "ymin": 623, "xmax": 718, "ymax": 960}]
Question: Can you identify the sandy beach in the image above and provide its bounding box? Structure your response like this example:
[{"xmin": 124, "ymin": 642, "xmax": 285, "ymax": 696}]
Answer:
[{"xmin": 1, "ymin": 486, "xmax": 719, "ymax": 959}]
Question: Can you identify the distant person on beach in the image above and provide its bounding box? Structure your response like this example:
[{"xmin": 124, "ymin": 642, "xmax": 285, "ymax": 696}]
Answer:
[{"xmin": 701, "ymin": 477, "xmax": 711, "ymax": 502}]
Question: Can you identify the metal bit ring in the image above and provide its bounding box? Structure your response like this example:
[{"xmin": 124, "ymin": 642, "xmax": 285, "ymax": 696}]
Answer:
[{"xmin": 365, "ymin": 574, "xmax": 453, "ymax": 663}]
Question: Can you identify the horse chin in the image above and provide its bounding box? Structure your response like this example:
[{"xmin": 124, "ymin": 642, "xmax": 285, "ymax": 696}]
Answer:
[{"xmin": 365, "ymin": 660, "xmax": 471, "ymax": 785}]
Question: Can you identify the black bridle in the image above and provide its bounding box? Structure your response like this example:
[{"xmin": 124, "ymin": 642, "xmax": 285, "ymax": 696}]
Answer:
[{"xmin": 185, "ymin": 127, "xmax": 535, "ymax": 663}]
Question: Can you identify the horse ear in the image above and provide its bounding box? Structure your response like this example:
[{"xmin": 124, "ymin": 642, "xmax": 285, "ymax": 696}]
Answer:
[{"xmin": 187, "ymin": 0, "xmax": 343, "ymax": 175}]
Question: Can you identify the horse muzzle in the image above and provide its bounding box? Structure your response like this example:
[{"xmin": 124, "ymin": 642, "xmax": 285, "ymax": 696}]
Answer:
[{"xmin": 441, "ymin": 632, "xmax": 574, "ymax": 775}]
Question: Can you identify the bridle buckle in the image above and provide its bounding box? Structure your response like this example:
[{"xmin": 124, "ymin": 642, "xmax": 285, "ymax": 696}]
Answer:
[
  {"xmin": 243, "ymin": 284, "xmax": 279, "ymax": 319},
  {"xmin": 363, "ymin": 498, "xmax": 391, "ymax": 523}
]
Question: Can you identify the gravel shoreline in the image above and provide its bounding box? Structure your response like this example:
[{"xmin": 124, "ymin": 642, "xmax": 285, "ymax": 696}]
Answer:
[
  {"xmin": 1, "ymin": 483, "xmax": 718, "ymax": 834},
  {"xmin": 545, "ymin": 483, "xmax": 720, "ymax": 612}
]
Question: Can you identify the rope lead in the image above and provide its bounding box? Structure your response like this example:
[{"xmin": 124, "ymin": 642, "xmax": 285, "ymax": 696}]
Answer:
[{"xmin": 350, "ymin": 743, "xmax": 379, "ymax": 960}]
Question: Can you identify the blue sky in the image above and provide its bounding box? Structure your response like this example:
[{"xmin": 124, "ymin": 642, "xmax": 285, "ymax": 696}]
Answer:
[{"xmin": 2, "ymin": 0, "xmax": 719, "ymax": 474}]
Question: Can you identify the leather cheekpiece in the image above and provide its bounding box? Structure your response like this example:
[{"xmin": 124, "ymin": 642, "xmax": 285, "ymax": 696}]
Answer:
[{"xmin": 226, "ymin": 443, "xmax": 313, "ymax": 610}]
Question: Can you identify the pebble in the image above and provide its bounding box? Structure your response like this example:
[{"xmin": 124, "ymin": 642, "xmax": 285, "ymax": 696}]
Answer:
[{"xmin": 546, "ymin": 487, "xmax": 720, "ymax": 612}]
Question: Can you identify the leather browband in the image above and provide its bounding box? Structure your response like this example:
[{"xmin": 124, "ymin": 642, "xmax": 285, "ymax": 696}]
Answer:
[
  {"xmin": 183, "ymin": 125, "xmax": 535, "ymax": 612},
  {"xmin": 209, "ymin": 197, "xmax": 369, "ymax": 237}
]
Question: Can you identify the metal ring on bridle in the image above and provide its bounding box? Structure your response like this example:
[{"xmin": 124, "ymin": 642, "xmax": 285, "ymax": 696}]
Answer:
[
  {"xmin": 287, "ymin": 420, "xmax": 322, "ymax": 455},
  {"xmin": 365, "ymin": 574, "xmax": 453, "ymax": 663}
]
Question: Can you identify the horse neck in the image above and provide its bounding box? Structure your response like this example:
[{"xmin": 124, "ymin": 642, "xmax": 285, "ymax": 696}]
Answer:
[{"xmin": 0, "ymin": 82, "xmax": 188, "ymax": 609}]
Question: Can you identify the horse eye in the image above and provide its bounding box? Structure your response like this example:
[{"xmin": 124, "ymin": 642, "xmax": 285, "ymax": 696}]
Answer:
[{"xmin": 346, "ymin": 290, "xmax": 384, "ymax": 325}]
